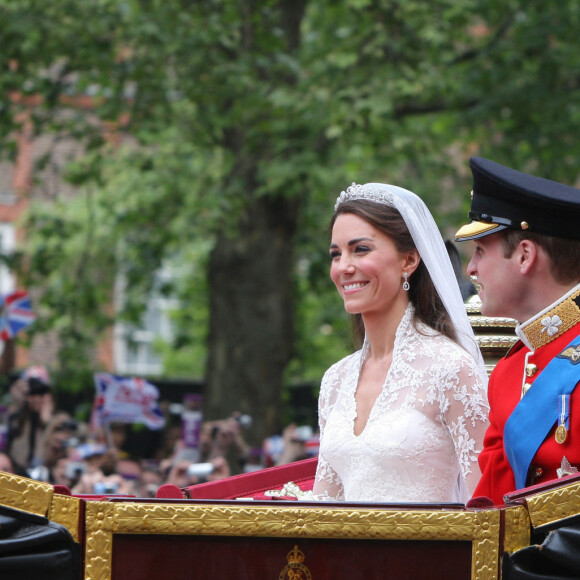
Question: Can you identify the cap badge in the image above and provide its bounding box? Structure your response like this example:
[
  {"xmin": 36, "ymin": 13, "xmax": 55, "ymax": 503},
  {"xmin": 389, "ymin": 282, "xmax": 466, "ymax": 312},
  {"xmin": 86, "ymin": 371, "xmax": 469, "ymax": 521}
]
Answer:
[
  {"xmin": 521, "ymin": 221, "xmax": 529, "ymax": 230},
  {"xmin": 541, "ymin": 315, "xmax": 562, "ymax": 337}
]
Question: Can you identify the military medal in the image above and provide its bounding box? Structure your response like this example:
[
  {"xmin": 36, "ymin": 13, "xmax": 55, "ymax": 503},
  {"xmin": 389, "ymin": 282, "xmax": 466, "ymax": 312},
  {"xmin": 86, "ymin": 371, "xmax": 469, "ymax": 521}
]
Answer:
[
  {"xmin": 556, "ymin": 394, "xmax": 570, "ymax": 445},
  {"xmin": 556, "ymin": 423, "xmax": 568, "ymax": 444}
]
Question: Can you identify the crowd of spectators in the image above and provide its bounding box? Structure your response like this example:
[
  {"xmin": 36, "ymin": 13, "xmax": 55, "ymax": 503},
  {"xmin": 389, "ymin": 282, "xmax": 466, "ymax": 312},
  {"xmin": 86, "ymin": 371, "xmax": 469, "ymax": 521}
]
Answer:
[{"xmin": 0, "ymin": 366, "xmax": 319, "ymax": 498}]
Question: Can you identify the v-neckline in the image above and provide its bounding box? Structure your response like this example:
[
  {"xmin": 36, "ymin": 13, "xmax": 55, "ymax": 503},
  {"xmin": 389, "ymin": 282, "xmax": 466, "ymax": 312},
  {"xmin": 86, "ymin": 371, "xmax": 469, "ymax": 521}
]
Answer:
[
  {"xmin": 351, "ymin": 303, "xmax": 412, "ymax": 437},
  {"xmin": 352, "ymin": 350, "xmax": 391, "ymax": 438}
]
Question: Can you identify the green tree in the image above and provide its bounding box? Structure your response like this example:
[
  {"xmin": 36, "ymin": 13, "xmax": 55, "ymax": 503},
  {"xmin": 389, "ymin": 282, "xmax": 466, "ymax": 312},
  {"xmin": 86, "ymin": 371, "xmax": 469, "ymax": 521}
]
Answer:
[{"xmin": 1, "ymin": 0, "xmax": 580, "ymax": 443}]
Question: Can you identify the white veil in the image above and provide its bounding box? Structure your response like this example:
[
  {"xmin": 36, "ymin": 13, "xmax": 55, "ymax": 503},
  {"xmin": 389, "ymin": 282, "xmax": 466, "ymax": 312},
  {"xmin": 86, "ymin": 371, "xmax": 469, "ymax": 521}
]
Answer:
[{"xmin": 335, "ymin": 182, "xmax": 488, "ymax": 380}]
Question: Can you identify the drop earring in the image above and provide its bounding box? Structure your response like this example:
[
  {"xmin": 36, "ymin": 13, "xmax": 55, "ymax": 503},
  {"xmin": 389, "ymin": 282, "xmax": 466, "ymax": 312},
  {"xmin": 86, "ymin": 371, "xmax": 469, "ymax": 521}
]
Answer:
[{"xmin": 403, "ymin": 272, "xmax": 410, "ymax": 292}]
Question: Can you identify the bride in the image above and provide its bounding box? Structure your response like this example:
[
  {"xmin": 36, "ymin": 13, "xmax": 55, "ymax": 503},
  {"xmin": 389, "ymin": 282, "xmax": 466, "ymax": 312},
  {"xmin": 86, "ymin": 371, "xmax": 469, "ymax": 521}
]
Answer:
[{"xmin": 312, "ymin": 183, "xmax": 489, "ymax": 503}]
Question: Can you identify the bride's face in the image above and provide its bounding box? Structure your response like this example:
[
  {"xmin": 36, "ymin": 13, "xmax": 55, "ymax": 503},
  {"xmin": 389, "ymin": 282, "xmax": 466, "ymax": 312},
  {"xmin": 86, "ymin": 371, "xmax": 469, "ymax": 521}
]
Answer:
[{"xmin": 329, "ymin": 213, "xmax": 412, "ymax": 316}]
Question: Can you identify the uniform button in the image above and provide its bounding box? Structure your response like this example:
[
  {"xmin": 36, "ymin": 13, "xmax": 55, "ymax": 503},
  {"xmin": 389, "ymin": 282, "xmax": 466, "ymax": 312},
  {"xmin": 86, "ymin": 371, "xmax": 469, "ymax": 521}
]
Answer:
[
  {"xmin": 534, "ymin": 466, "xmax": 544, "ymax": 478},
  {"xmin": 522, "ymin": 383, "xmax": 532, "ymax": 396},
  {"xmin": 525, "ymin": 364, "xmax": 538, "ymax": 377}
]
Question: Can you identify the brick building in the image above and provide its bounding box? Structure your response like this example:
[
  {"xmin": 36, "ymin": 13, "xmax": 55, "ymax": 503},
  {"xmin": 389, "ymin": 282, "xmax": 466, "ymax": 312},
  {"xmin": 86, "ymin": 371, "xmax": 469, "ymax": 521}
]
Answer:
[{"xmin": 0, "ymin": 109, "xmax": 172, "ymax": 381}]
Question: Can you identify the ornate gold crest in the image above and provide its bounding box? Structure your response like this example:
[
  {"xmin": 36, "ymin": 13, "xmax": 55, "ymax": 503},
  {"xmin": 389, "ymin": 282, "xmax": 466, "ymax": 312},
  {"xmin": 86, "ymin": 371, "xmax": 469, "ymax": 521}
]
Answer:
[{"xmin": 278, "ymin": 545, "xmax": 312, "ymax": 580}]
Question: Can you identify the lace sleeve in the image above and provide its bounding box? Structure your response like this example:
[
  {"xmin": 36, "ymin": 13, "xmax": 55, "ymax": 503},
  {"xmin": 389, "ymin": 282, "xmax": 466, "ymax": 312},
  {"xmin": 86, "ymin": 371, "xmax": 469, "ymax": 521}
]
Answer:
[
  {"xmin": 438, "ymin": 350, "xmax": 489, "ymax": 498},
  {"xmin": 312, "ymin": 364, "xmax": 345, "ymax": 501}
]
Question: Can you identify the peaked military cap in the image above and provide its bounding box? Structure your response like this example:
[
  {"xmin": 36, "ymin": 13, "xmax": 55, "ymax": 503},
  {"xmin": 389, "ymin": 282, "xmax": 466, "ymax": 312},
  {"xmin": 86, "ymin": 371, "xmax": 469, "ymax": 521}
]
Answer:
[{"xmin": 455, "ymin": 156, "xmax": 580, "ymax": 242}]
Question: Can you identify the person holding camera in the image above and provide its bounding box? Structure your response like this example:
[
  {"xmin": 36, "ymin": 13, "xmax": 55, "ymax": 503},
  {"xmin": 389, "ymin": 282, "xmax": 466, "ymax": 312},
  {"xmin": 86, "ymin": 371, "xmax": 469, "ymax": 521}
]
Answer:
[
  {"xmin": 71, "ymin": 444, "xmax": 134, "ymax": 495},
  {"xmin": 164, "ymin": 455, "xmax": 230, "ymax": 488},
  {"xmin": 6, "ymin": 366, "xmax": 55, "ymax": 473}
]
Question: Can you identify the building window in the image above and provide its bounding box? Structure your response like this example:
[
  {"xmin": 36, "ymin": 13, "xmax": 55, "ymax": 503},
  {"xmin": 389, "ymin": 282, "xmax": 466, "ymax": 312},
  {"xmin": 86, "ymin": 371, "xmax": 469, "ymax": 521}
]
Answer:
[
  {"xmin": 113, "ymin": 269, "xmax": 175, "ymax": 376},
  {"xmin": 0, "ymin": 223, "xmax": 16, "ymax": 296},
  {"xmin": 0, "ymin": 162, "xmax": 17, "ymax": 206}
]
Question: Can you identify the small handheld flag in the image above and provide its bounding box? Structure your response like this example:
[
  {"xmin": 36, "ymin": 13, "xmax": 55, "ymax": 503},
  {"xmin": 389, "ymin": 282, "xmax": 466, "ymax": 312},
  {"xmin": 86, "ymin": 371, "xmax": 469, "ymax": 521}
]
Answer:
[
  {"xmin": 92, "ymin": 373, "xmax": 165, "ymax": 430},
  {"xmin": 0, "ymin": 290, "xmax": 36, "ymax": 341}
]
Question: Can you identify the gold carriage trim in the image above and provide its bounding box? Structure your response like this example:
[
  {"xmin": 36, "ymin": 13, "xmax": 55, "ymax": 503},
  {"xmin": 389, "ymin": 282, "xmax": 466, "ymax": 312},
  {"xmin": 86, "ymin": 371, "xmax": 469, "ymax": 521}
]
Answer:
[
  {"xmin": 0, "ymin": 471, "xmax": 81, "ymax": 542},
  {"xmin": 83, "ymin": 501, "xmax": 502, "ymax": 580},
  {"xmin": 522, "ymin": 477, "xmax": 580, "ymax": 530},
  {"xmin": 502, "ymin": 505, "xmax": 531, "ymax": 554}
]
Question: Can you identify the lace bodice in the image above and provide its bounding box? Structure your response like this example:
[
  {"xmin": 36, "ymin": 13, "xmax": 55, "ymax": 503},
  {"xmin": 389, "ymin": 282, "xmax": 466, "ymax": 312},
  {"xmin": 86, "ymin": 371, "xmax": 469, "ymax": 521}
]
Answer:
[{"xmin": 313, "ymin": 305, "xmax": 489, "ymax": 503}]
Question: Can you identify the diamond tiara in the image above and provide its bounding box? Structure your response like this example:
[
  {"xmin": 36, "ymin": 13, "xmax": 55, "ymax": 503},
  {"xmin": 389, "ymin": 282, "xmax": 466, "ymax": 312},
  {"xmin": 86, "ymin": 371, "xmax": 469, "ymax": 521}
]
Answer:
[{"xmin": 334, "ymin": 183, "xmax": 394, "ymax": 211}]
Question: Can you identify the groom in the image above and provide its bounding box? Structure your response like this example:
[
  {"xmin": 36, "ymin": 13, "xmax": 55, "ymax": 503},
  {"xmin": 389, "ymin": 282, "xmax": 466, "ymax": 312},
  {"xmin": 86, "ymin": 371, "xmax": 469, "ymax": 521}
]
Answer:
[{"xmin": 455, "ymin": 156, "xmax": 580, "ymax": 504}]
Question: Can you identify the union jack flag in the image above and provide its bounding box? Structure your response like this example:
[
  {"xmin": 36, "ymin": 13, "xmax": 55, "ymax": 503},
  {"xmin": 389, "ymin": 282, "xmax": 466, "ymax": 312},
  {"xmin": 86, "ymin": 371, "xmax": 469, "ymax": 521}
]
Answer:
[
  {"xmin": 91, "ymin": 372, "xmax": 165, "ymax": 430},
  {"xmin": 0, "ymin": 290, "xmax": 36, "ymax": 342}
]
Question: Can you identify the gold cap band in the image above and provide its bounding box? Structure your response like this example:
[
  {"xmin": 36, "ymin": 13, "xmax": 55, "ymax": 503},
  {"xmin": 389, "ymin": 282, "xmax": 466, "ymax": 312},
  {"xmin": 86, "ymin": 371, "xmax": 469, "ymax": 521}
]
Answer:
[{"xmin": 455, "ymin": 221, "xmax": 503, "ymax": 242}]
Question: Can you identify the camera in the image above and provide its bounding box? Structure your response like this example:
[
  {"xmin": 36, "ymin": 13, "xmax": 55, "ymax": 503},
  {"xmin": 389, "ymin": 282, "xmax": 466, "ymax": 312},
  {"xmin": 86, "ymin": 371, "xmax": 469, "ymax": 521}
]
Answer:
[
  {"xmin": 186, "ymin": 462, "xmax": 215, "ymax": 479},
  {"xmin": 65, "ymin": 461, "xmax": 86, "ymax": 480},
  {"xmin": 294, "ymin": 425, "xmax": 313, "ymax": 441},
  {"xmin": 94, "ymin": 481, "xmax": 119, "ymax": 495},
  {"xmin": 27, "ymin": 465, "xmax": 50, "ymax": 482},
  {"xmin": 63, "ymin": 437, "xmax": 80, "ymax": 449},
  {"xmin": 60, "ymin": 419, "xmax": 78, "ymax": 431},
  {"xmin": 236, "ymin": 414, "xmax": 253, "ymax": 429}
]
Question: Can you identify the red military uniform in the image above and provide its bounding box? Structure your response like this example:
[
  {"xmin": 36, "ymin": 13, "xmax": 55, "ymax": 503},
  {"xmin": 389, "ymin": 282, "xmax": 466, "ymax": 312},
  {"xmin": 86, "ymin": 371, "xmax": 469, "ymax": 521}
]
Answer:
[{"xmin": 474, "ymin": 285, "xmax": 580, "ymax": 504}]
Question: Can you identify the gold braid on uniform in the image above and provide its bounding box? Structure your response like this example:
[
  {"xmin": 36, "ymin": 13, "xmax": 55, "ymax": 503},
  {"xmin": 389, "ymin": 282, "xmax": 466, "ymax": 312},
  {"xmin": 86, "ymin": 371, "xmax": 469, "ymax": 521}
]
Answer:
[{"xmin": 519, "ymin": 288, "xmax": 580, "ymax": 350}]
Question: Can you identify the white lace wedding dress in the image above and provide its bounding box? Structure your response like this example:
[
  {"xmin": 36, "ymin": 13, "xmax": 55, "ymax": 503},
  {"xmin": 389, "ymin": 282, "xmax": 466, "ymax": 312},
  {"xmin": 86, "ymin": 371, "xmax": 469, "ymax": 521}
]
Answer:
[{"xmin": 313, "ymin": 304, "xmax": 489, "ymax": 503}]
